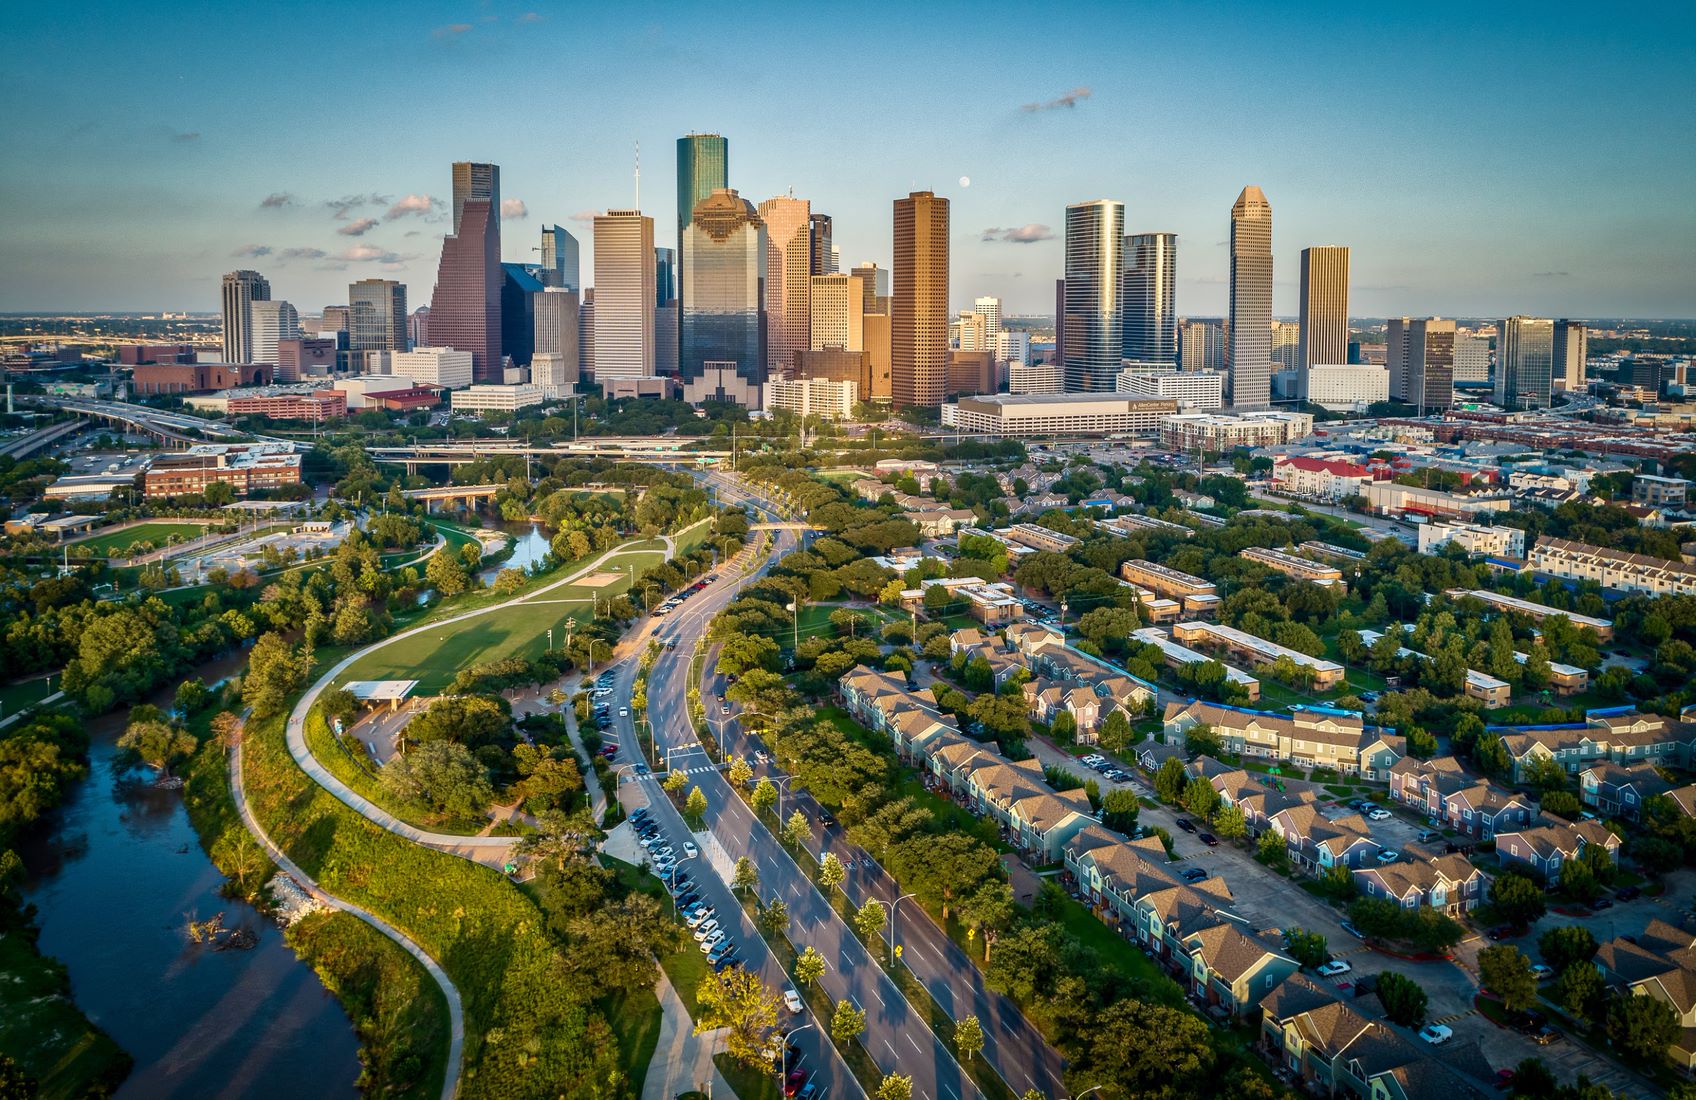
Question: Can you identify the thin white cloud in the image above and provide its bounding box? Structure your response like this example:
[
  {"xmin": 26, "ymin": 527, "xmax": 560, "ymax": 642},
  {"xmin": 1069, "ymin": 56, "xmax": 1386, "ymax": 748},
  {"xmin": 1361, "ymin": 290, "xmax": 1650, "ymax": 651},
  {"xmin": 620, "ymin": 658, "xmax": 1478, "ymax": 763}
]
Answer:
[
  {"xmin": 341, "ymin": 244, "xmax": 403, "ymax": 263},
  {"xmin": 1020, "ymin": 86, "xmax": 1092, "ymax": 113},
  {"xmin": 386, "ymin": 194, "xmax": 437, "ymax": 219},
  {"xmin": 280, "ymin": 247, "xmax": 328, "ymax": 260},
  {"xmin": 569, "ymin": 210, "xmax": 598, "ymax": 223},
  {"xmin": 981, "ymin": 224, "xmax": 1055, "ymax": 243},
  {"xmin": 232, "ymin": 243, "xmax": 272, "ymax": 257},
  {"xmin": 325, "ymin": 193, "xmax": 388, "ymax": 219},
  {"xmin": 260, "ymin": 192, "xmax": 294, "ymax": 209},
  {"xmin": 517, "ymin": 11, "xmax": 544, "ymax": 22},
  {"xmin": 338, "ymin": 217, "xmax": 379, "ymax": 236},
  {"xmin": 433, "ymin": 22, "xmax": 473, "ymax": 39},
  {"xmin": 500, "ymin": 198, "xmax": 529, "ymax": 220}
]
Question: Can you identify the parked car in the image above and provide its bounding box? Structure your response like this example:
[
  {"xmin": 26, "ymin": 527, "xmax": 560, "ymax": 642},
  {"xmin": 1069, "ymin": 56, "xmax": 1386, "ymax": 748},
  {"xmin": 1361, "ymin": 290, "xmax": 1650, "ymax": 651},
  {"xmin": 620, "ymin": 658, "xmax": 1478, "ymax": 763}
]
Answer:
[
  {"xmin": 784, "ymin": 1070, "xmax": 808, "ymax": 1097},
  {"xmin": 1590, "ymin": 897, "xmax": 1613, "ymax": 911},
  {"xmin": 1530, "ymin": 964, "xmax": 1553, "ymax": 980},
  {"xmin": 1375, "ymin": 849, "xmax": 1401, "ymax": 863},
  {"xmin": 619, "ymin": 708, "xmax": 629, "ymax": 718},
  {"xmin": 1175, "ymin": 819, "xmax": 1197, "ymax": 833},
  {"xmin": 1418, "ymin": 1024, "xmax": 1453, "ymax": 1045},
  {"xmin": 1615, "ymin": 885, "xmax": 1642, "ymax": 901},
  {"xmin": 683, "ymin": 841, "xmax": 699, "ymax": 858},
  {"xmin": 1180, "ymin": 867, "xmax": 1209, "ymax": 883},
  {"xmin": 1317, "ymin": 959, "xmax": 1352, "ymax": 977},
  {"xmin": 1367, "ymin": 808, "xmax": 1391, "ymax": 821},
  {"xmin": 796, "ymin": 1084, "xmax": 817, "ymax": 1100},
  {"xmin": 692, "ymin": 919, "xmax": 719, "ymax": 939},
  {"xmin": 1341, "ymin": 921, "xmax": 1364, "ymax": 939},
  {"xmin": 1198, "ymin": 832, "xmax": 1219, "ymax": 847}
]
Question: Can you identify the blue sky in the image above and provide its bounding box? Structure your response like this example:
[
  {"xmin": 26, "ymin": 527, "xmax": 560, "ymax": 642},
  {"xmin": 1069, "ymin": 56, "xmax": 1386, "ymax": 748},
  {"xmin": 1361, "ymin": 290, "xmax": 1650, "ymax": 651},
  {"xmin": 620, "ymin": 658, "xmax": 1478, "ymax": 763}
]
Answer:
[{"xmin": 3, "ymin": 1, "xmax": 1692, "ymax": 318}]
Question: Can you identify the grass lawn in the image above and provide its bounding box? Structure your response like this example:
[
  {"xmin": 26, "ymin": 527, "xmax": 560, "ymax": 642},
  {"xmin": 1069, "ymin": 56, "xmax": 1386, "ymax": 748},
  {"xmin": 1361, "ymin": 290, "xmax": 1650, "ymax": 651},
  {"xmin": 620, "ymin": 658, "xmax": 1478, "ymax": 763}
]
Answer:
[
  {"xmin": 606, "ymin": 987, "xmax": 662, "ymax": 1096},
  {"xmin": 0, "ymin": 927, "xmax": 131, "ymax": 1099},
  {"xmin": 339, "ymin": 596, "xmax": 593, "ymax": 693},
  {"xmin": 68, "ymin": 520, "xmax": 208, "ymax": 555},
  {"xmin": 715, "ymin": 1054, "xmax": 780, "ymax": 1100},
  {"xmin": 1051, "ymin": 895, "xmax": 1186, "ymax": 1006}
]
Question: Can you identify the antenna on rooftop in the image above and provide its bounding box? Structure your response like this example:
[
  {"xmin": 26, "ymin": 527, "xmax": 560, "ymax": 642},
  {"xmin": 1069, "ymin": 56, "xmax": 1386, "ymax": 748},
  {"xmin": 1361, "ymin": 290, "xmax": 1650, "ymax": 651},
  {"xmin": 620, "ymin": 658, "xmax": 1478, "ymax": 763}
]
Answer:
[{"xmin": 634, "ymin": 141, "xmax": 641, "ymax": 209}]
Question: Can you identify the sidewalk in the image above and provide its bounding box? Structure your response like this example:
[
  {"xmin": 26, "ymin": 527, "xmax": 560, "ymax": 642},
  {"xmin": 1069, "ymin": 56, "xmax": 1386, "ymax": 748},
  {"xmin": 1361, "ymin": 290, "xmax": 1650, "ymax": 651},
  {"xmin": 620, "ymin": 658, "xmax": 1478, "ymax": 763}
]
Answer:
[{"xmin": 641, "ymin": 971, "xmax": 730, "ymax": 1100}]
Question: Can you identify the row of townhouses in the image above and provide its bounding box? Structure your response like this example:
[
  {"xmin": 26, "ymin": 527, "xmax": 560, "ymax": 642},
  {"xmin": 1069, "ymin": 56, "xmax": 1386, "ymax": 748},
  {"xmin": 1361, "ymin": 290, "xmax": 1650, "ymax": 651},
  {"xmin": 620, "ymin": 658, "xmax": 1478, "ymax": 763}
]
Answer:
[
  {"xmin": 1388, "ymin": 755, "xmax": 1536, "ymax": 838},
  {"xmin": 1595, "ymin": 919, "xmax": 1696, "ymax": 1070},
  {"xmin": 1490, "ymin": 706, "xmax": 1694, "ymax": 783},
  {"xmin": 950, "ymin": 622, "xmax": 1158, "ymax": 743},
  {"xmin": 1165, "ymin": 699, "xmax": 1406, "ymax": 779}
]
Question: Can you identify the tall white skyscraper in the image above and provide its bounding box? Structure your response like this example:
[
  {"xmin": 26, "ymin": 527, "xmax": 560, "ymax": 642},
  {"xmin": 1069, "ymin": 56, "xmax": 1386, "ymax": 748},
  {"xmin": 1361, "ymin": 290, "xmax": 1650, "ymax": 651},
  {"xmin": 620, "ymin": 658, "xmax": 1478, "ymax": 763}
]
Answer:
[
  {"xmin": 1553, "ymin": 320, "xmax": 1587, "ymax": 392},
  {"xmin": 592, "ymin": 210, "xmax": 656, "ymax": 379},
  {"xmin": 1453, "ymin": 332, "xmax": 1491, "ymax": 383},
  {"xmin": 1062, "ymin": 199, "xmax": 1126, "ymax": 392},
  {"xmin": 973, "ymin": 295, "xmax": 1003, "ymax": 350},
  {"xmin": 533, "ymin": 287, "xmax": 580, "ymax": 395},
  {"xmin": 249, "ymin": 300, "xmax": 300, "ymax": 366},
  {"xmin": 220, "ymin": 269, "xmax": 271, "ymax": 363},
  {"xmin": 809, "ymin": 273, "xmax": 864, "ymax": 352},
  {"xmin": 1227, "ymin": 186, "xmax": 1273, "ymax": 408}
]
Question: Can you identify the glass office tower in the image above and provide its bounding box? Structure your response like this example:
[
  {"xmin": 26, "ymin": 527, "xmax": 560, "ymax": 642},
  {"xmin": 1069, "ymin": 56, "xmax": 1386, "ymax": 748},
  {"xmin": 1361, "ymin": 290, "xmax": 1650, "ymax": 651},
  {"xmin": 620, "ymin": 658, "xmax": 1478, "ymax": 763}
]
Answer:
[{"xmin": 681, "ymin": 188, "xmax": 766, "ymax": 407}]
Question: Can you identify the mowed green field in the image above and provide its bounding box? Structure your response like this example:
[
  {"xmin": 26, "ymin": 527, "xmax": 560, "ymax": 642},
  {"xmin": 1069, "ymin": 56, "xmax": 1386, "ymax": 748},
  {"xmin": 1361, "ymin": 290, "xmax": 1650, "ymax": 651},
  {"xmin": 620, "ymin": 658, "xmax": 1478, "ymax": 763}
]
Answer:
[{"xmin": 70, "ymin": 521, "xmax": 207, "ymax": 555}]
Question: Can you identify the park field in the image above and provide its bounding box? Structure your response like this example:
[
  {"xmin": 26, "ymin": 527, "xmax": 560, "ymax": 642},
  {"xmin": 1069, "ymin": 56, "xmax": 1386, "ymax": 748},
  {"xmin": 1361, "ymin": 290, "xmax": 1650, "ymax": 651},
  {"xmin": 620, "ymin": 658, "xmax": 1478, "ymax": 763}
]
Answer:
[{"xmin": 70, "ymin": 521, "xmax": 207, "ymax": 555}]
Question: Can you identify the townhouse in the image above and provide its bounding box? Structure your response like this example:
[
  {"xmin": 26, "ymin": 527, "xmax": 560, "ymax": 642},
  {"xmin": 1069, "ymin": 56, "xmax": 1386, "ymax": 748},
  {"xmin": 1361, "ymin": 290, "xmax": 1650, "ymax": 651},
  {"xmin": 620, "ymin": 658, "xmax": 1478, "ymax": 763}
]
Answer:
[
  {"xmin": 1266, "ymin": 804, "xmax": 1381, "ymax": 874},
  {"xmin": 1352, "ymin": 853, "xmax": 1485, "ymax": 915},
  {"xmin": 1002, "ymin": 623, "xmax": 1158, "ymax": 733},
  {"xmin": 1528, "ymin": 536, "xmax": 1696, "ymax": 597},
  {"xmin": 1163, "ymin": 699, "xmax": 1405, "ymax": 779},
  {"xmin": 1205, "ymin": 765, "xmax": 1320, "ymax": 835},
  {"xmin": 1492, "ymin": 707, "xmax": 1692, "ymax": 784},
  {"xmin": 1183, "ymin": 923, "xmax": 1301, "ymax": 1019},
  {"xmin": 1494, "ymin": 817, "xmax": 1622, "ymax": 881},
  {"xmin": 1580, "ymin": 761, "xmax": 1674, "ymax": 820},
  {"xmin": 1261, "ymin": 973, "xmax": 1492, "ymax": 1099},
  {"xmin": 1388, "ymin": 756, "xmax": 1535, "ymax": 837},
  {"xmin": 1595, "ymin": 920, "xmax": 1696, "ymax": 1070}
]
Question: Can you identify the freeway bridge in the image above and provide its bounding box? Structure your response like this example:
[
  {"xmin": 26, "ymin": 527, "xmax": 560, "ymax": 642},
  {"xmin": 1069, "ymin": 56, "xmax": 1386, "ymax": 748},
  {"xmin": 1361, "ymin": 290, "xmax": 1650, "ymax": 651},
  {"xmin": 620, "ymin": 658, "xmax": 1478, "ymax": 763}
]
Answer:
[
  {"xmin": 0, "ymin": 419, "xmax": 84, "ymax": 460},
  {"xmin": 368, "ymin": 440, "xmax": 732, "ymax": 472},
  {"xmin": 29, "ymin": 397, "xmax": 284, "ymax": 446}
]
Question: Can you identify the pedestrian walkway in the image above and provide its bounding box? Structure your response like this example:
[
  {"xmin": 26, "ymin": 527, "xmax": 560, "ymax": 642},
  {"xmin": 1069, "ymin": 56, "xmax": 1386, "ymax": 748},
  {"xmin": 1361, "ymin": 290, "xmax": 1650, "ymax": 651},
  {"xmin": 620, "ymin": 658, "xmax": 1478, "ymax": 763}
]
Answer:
[{"xmin": 641, "ymin": 971, "xmax": 730, "ymax": 1100}]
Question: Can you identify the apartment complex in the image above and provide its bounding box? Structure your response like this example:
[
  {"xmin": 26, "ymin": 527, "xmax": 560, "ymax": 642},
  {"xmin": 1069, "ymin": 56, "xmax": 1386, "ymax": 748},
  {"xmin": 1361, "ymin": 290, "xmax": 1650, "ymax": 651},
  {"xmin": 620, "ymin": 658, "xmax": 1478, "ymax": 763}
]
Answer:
[
  {"xmin": 1171, "ymin": 621, "xmax": 1346, "ymax": 690},
  {"xmin": 1238, "ymin": 546, "xmax": 1346, "ymax": 588},
  {"xmin": 1527, "ymin": 537, "xmax": 1696, "ymax": 597},
  {"xmin": 1158, "ymin": 410, "xmax": 1313, "ymax": 452},
  {"xmin": 765, "ymin": 376, "xmax": 857, "ymax": 420},
  {"xmin": 1357, "ymin": 628, "xmax": 1511, "ymax": 708},
  {"xmin": 1491, "ymin": 708, "xmax": 1692, "ymax": 784},
  {"xmin": 1416, "ymin": 521, "xmax": 1526, "ymax": 559},
  {"xmin": 1132, "ymin": 628, "xmax": 1262, "ymax": 700},
  {"xmin": 1450, "ymin": 589, "xmax": 1614, "ymax": 641},
  {"xmin": 1119, "ymin": 559, "xmax": 1221, "ymax": 616},
  {"xmin": 1164, "ymin": 700, "xmax": 1402, "ymax": 778},
  {"xmin": 1269, "ymin": 455, "xmax": 1379, "ymax": 502}
]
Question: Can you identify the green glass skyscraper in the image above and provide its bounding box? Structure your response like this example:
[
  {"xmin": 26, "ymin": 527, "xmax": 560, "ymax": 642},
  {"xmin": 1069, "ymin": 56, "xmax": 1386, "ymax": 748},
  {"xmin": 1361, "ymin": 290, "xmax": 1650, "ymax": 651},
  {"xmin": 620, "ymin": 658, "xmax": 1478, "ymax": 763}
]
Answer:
[{"xmin": 676, "ymin": 133, "xmax": 728, "ymax": 345}]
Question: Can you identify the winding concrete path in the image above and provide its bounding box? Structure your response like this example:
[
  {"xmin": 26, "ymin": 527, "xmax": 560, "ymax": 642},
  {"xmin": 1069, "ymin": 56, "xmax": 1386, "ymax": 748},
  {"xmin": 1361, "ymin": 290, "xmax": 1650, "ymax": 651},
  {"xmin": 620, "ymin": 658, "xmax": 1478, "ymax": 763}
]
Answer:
[
  {"xmin": 228, "ymin": 734, "xmax": 465, "ymax": 1100},
  {"xmin": 285, "ymin": 522, "xmax": 712, "ymax": 865}
]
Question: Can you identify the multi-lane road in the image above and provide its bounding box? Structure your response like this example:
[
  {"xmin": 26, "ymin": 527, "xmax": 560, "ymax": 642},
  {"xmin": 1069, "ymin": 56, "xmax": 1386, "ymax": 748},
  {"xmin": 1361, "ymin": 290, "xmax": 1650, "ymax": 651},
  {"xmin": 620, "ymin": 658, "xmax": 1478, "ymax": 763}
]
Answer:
[{"xmin": 607, "ymin": 471, "xmax": 1066, "ymax": 1100}]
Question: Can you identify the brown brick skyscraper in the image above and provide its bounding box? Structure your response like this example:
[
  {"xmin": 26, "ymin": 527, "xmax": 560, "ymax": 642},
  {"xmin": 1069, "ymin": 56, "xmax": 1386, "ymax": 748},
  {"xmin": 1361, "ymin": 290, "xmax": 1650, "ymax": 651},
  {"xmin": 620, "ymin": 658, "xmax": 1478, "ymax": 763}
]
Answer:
[{"xmin": 892, "ymin": 191, "xmax": 948, "ymax": 408}]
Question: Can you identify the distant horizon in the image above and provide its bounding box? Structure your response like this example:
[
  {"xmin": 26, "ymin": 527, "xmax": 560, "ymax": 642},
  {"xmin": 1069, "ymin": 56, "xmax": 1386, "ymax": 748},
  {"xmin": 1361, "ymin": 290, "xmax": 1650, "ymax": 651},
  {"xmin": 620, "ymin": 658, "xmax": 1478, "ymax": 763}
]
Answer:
[{"xmin": 6, "ymin": 311, "xmax": 1696, "ymax": 326}]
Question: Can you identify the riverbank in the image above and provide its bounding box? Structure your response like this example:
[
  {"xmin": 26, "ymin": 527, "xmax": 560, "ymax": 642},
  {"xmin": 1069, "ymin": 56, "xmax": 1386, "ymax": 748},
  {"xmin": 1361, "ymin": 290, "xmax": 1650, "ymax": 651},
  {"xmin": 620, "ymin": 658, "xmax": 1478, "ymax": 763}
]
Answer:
[{"xmin": 0, "ymin": 910, "xmax": 131, "ymax": 1099}]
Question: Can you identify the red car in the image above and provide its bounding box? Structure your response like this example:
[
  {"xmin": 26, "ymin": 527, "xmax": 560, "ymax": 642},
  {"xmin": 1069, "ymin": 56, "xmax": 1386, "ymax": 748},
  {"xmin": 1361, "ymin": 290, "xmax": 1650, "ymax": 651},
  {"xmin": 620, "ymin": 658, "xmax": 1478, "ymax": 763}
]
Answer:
[{"xmin": 784, "ymin": 1069, "xmax": 808, "ymax": 1097}]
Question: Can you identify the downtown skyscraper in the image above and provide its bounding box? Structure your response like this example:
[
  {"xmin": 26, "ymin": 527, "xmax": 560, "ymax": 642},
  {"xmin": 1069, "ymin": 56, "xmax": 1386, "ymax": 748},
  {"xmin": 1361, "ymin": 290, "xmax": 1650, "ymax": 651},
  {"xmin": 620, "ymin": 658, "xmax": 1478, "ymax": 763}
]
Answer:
[
  {"xmin": 349, "ymin": 278, "xmax": 408, "ymax": 354},
  {"xmin": 1121, "ymin": 232, "xmax": 1177, "ymax": 366},
  {"xmin": 681, "ymin": 188, "xmax": 766, "ymax": 406},
  {"xmin": 1062, "ymin": 199, "xmax": 1125, "ymax": 392},
  {"xmin": 1227, "ymin": 186, "xmax": 1273, "ymax": 408},
  {"xmin": 1297, "ymin": 245, "xmax": 1350, "ymax": 370},
  {"xmin": 1496, "ymin": 316, "xmax": 1554, "ymax": 410},
  {"xmin": 676, "ymin": 134, "xmax": 728, "ymax": 343},
  {"xmin": 1386, "ymin": 317, "xmax": 1455, "ymax": 414},
  {"xmin": 593, "ymin": 209, "xmax": 657, "ymax": 380},
  {"xmin": 758, "ymin": 195, "xmax": 813, "ymax": 377},
  {"xmin": 430, "ymin": 162, "xmax": 502, "ymax": 382},
  {"xmin": 892, "ymin": 191, "xmax": 949, "ymax": 409},
  {"xmin": 540, "ymin": 225, "xmax": 580, "ymax": 290},
  {"xmin": 220, "ymin": 269, "xmax": 271, "ymax": 363}
]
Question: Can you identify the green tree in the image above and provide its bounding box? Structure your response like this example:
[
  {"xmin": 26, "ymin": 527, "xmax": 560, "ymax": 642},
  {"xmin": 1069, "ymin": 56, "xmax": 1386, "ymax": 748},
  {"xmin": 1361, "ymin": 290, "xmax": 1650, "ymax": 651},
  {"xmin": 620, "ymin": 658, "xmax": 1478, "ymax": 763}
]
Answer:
[
  {"xmin": 1085, "ymin": 1000, "xmax": 1215, "ymax": 1099},
  {"xmin": 117, "ymin": 718, "xmax": 197, "ymax": 779},
  {"xmin": 795, "ymin": 945, "xmax": 826, "ymax": 987},
  {"xmin": 1182, "ymin": 776, "xmax": 1221, "ymax": 820},
  {"xmin": 1555, "ymin": 960, "xmax": 1606, "ymax": 1021},
  {"xmin": 1538, "ymin": 926, "xmax": 1598, "ymax": 974},
  {"xmin": 819, "ymin": 852, "xmax": 846, "ymax": 892},
  {"xmin": 381, "ymin": 740, "xmax": 494, "ymax": 820},
  {"xmin": 663, "ymin": 769, "xmax": 688, "ymax": 794},
  {"xmin": 954, "ymin": 1014, "xmax": 984, "ymax": 1063},
  {"xmin": 174, "ymin": 677, "xmax": 208, "ymax": 714},
  {"xmin": 732, "ymin": 856, "xmax": 759, "ymax": 895},
  {"xmin": 685, "ymin": 786, "xmax": 708, "ymax": 822},
  {"xmin": 243, "ymin": 633, "xmax": 310, "ymax": 719},
  {"xmin": 1558, "ymin": 858, "xmax": 1599, "ymax": 904},
  {"xmin": 319, "ymin": 687, "xmax": 358, "ymax": 725},
  {"xmin": 425, "ymin": 548, "xmax": 470, "ymax": 597},
  {"xmin": 757, "ymin": 898, "xmax": 790, "ymax": 939},
  {"xmin": 1284, "ymin": 928, "xmax": 1329, "ymax": 970},
  {"xmin": 1100, "ymin": 787, "xmax": 1140, "ymax": 833},
  {"xmin": 1214, "ymin": 804, "xmax": 1248, "ymax": 841},
  {"xmin": 1607, "ymin": 990, "xmax": 1679, "ymax": 1064},
  {"xmin": 728, "ymin": 756, "xmax": 754, "ymax": 787},
  {"xmin": 1154, "ymin": 756, "xmax": 1187, "ymax": 803},
  {"xmin": 751, "ymin": 776, "xmax": 778, "ymax": 817},
  {"xmin": 783, "ymin": 810, "xmax": 811, "ymax": 848},
  {"xmin": 1257, "ymin": 829, "xmax": 1289, "ymax": 870},
  {"xmin": 1376, "ymin": 972, "xmax": 1428, "ymax": 1026},
  {"xmin": 1490, "ymin": 871, "xmax": 1547, "ymax": 927},
  {"xmin": 1098, "ymin": 709, "xmax": 1136, "ymax": 751},
  {"xmin": 831, "ymin": 999, "xmax": 867, "ymax": 1044},
  {"xmin": 854, "ymin": 899, "xmax": 887, "ymax": 943},
  {"xmin": 694, "ymin": 966, "xmax": 782, "ymax": 1069},
  {"xmin": 1479, "ymin": 944, "xmax": 1539, "ymax": 1013},
  {"xmin": 874, "ymin": 1075, "xmax": 912, "ymax": 1100}
]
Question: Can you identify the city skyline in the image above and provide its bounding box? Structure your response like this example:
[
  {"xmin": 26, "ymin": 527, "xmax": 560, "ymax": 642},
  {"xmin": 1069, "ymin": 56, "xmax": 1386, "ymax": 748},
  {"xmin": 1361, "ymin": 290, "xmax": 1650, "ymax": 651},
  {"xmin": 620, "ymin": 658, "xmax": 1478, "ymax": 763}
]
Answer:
[{"xmin": 3, "ymin": 3, "xmax": 1692, "ymax": 318}]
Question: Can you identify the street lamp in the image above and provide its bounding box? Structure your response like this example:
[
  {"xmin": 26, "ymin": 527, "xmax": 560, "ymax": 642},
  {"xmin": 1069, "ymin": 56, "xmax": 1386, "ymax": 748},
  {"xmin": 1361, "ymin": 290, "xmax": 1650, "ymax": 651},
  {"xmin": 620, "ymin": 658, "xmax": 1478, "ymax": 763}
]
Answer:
[
  {"xmin": 888, "ymin": 890, "xmax": 918, "ymax": 966},
  {"xmin": 779, "ymin": 1022, "xmax": 815, "ymax": 1093}
]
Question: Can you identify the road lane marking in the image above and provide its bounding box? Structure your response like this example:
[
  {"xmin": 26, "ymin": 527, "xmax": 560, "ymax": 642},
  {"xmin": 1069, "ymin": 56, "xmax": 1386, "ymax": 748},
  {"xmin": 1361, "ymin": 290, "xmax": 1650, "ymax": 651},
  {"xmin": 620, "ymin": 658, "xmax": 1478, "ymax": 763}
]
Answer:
[{"xmin": 906, "ymin": 1033, "xmax": 923, "ymax": 1053}]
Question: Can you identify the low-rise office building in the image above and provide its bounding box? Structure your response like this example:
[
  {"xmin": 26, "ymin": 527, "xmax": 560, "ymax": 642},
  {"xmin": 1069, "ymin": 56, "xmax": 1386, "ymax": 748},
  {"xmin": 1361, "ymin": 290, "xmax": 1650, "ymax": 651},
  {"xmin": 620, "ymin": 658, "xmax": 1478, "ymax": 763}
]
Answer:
[
  {"xmin": 765, "ymin": 376, "xmax": 857, "ymax": 420},
  {"xmin": 947, "ymin": 393, "xmax": 1177, "ymax": 437},
  {"xmin": 143, "ymin": 443, "xmax": 302, "ymax": 499},
  {"xmin": 450, "ymin": 383, "xmax": 544, "ymax": 413},
  {"xmin": 1527, "ymin": 537, "xmax": 1696, "ymax": 597},
  {"xmin": 1158, "ymin": 411, "xmax": 1314, "ymax": 452},
  {"xmin": 1114, "ymin": 367, "xmax": 1225, "ymax": 410},
  {"xmin": 1300, "ymin": 364, "xmax": 1389, "ymax": 411},
  {"xmin": 1362, "ymin": 480, "xmax": 1512, "ymax": 519},
  {"xmin": 391, "ymin": 347, "xmax": 474, "ymax": 389}
]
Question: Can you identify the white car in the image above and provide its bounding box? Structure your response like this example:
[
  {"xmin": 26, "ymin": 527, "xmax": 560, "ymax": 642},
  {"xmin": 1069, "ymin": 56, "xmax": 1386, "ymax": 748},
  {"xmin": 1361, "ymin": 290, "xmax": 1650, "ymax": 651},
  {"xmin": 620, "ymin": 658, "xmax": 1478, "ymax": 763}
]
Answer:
[
  {"xmin": 699, "ymin": 929, "xmax": 726, "ymax": 952},
  {"xmin": 722, "ymin": 703, "xmax": 731, "ymax": 714},
  {"xmin": 784, "ymin": 989, "xmax": 804, "ymax": 1014},
  {"xmin": 1531, "ymin": 964, "xmax": 1554, "ymax": 980},
  {"xmin": 619, "ymin": 708, "xmax": 629, "ymax": 718},
  {"xmin": 693, "ymin": 920, "xmax": 720, "ymax": 942},
  {"xmin": 1418, "ymin": 1024, "xmax": 1453, "ymax": 1045},
  {"xmin": 1376, "ymin": 849, "xmax": 1401, "ymax": 863},
  {"xmin": 683, "ymin": 841, "xmax": 699, "ymax": 858},
  {"xmin": 686, "ymin": 908, "xmax": 714, "ymax": 928},
  {"xmin": 1317, "ymin": 960, "xmax": 1352, "ymax": 977},
  {"xmin": 1367, "ymin": 808, "xmax": 1391, "ymax": 821}
]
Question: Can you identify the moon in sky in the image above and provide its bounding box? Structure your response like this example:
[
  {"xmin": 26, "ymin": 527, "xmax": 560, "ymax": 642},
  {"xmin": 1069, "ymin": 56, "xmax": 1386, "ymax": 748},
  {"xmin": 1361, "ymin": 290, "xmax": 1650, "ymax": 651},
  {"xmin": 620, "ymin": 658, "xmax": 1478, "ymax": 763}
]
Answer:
[{"xmin": 959, "ymin": 176, "xmax": 971, "ymax": 187}]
